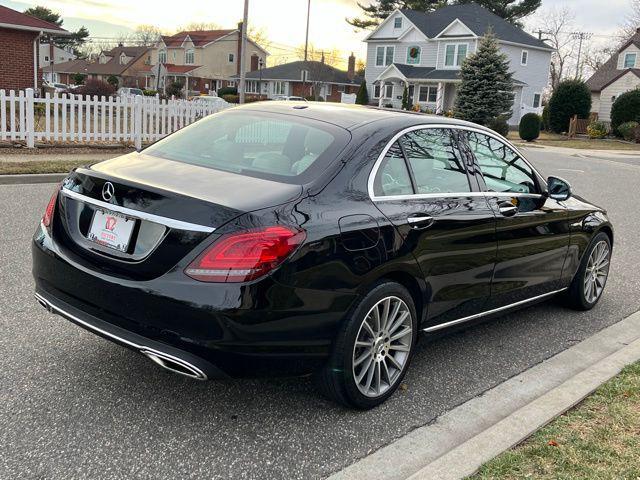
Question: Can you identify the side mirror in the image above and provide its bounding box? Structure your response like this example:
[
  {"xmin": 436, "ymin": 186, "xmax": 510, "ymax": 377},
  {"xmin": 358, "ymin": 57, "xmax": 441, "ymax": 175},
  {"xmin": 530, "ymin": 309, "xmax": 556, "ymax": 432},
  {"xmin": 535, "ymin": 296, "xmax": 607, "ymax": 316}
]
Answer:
[{"xmin": 547, "ymin": 176, "xmax": 572, "ymax": 201}]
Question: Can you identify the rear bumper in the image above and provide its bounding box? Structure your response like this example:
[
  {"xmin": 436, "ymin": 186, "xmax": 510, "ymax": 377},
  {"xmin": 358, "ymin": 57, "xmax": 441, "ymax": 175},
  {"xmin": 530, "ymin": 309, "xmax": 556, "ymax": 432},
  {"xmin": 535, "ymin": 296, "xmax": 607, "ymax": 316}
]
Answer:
[{"xmin": 32, "ymin": 227, "xmax": 358, "ymax": 378}]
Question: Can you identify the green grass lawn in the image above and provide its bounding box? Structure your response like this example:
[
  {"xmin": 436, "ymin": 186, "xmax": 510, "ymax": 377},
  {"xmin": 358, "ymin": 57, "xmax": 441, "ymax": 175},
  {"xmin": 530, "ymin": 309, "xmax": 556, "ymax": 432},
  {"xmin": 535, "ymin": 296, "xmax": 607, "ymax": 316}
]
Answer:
[
  {"xmin": 508, "ymin": 131, "xmax": 640, "ymax": 151},
  {"xmin": 470, "ymin": 361, "xmax": 640, "ymax": 479},
  {"xmin": 0, "ymin": 160, "xmax": 94, "ymax": 175}
]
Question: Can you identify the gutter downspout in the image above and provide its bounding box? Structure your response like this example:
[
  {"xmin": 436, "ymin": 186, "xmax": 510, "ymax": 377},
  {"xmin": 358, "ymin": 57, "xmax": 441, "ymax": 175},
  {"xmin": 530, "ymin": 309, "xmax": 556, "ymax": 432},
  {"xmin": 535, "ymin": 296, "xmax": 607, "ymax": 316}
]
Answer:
[{"xmin": 34, "ymin": 32, "xmax": 42, "ymax": 90}]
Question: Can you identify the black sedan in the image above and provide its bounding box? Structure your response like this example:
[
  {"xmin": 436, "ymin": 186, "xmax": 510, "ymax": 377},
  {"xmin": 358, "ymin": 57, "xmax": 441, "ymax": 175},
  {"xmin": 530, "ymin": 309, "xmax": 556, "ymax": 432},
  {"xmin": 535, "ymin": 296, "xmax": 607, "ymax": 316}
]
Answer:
[{"xmin": 32, "ymin": 103, "xmax": 613, "ymax": 408}]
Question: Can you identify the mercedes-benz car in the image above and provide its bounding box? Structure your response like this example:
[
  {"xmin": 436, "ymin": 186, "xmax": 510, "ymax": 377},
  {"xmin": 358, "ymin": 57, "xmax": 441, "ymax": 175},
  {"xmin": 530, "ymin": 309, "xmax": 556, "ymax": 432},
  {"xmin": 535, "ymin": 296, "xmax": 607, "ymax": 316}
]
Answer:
[{"xmin": 32, "ymin": 102, "xmax": 613, "ymax": 409}]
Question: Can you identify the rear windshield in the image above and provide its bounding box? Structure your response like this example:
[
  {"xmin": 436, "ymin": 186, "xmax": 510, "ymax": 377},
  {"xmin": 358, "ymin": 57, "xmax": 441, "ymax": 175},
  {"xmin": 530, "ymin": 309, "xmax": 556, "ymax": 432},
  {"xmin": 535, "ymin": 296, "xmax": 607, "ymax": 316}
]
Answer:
[{"xmin": 144, "ymin": 109, "xmax": 350, "ymax": 183}]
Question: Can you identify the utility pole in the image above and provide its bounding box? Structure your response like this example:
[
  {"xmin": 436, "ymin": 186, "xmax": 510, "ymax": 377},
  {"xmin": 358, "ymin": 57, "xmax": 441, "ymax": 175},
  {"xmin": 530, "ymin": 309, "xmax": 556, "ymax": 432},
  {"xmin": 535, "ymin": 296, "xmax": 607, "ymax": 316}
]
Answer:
[
  {"xmin": 238, "ymin": 0, "xmax": 249, "ymax": 104},
  {"xmin": 572, "ymin": 31, "xmax": 592, "ymax": 79}
]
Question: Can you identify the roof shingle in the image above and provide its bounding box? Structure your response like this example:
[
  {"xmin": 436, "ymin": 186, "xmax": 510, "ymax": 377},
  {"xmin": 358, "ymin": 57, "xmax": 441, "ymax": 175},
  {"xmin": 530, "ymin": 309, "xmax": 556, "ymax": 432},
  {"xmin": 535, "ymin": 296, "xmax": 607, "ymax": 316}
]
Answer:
[
  {"xmin": 0, "ymin": 5, "xmax": 68, "ymax": 34},
  {"xmin": 241, "ymin": 60, "xmax": 362, "ymax": 85}
]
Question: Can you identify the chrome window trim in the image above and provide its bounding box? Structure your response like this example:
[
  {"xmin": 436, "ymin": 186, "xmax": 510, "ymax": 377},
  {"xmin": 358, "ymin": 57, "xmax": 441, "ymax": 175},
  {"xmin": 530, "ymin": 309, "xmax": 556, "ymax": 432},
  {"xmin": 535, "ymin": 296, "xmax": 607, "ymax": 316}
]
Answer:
[
  {"xmin": 368, "ymin": 123, "xmax": 547, "ymax": 202},
  {"xmin": 61, "ymin": 187, "xmax": 216, "ymax": 233},
  {"xmin": 422, "ymin": 287, "xmax": 568, "ymax": 333}
]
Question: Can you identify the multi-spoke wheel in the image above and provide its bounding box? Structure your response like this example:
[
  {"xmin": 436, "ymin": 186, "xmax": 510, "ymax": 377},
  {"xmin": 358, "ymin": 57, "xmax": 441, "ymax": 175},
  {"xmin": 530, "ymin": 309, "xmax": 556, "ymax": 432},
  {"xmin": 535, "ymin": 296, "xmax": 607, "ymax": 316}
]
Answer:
[
  {"xmin": 316, "ymin": 282, "xmax": 417, "ymax": 409},
  {"xmin": 567, "ymin": 232, "xmax": 612, "ymax": 310},
  {"xmin": 352, "ymin": 297, "xmax": 412, "ymax": 398}
]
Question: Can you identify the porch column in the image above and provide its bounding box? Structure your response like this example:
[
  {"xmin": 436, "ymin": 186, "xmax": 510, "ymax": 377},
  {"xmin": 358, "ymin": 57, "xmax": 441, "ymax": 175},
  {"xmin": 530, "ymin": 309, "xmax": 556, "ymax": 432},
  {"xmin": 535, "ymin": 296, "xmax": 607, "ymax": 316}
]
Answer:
[
  {"xmin": 185, "ymin": 76, "xmax": 189, "ymax": 98},
  {"xmin": 378, "ymin": 81, "xmax": 385, "ymax": 108},
  {"xmin": 436, "ymin": 82, "xmax": 445, "ymax": 115}
]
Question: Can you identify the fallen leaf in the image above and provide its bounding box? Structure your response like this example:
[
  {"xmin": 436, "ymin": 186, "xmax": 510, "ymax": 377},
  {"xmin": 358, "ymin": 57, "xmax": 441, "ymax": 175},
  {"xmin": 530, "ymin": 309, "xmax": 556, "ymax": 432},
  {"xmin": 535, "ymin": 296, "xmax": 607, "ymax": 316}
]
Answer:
[{"xmin": 548, "ymin": 440, "xmax": 559, "ymax": 447}]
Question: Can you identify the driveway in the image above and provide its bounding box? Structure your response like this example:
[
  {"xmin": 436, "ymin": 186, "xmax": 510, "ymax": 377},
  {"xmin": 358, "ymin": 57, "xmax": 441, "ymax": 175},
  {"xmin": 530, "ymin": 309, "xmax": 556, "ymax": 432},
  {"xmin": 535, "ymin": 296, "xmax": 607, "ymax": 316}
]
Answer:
[{"xmin": 1, "ymin": 147, "xmax": 639, "ymax": 480}]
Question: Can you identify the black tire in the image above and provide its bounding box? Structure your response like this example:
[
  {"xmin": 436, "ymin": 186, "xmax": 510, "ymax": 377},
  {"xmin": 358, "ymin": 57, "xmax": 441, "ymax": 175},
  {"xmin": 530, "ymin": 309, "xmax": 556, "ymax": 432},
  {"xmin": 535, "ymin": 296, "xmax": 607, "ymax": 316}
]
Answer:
[
  {"xmin": 565, "ymin": 232, "xmax": 612, "ymax": 310},
  {"xmin": 316, "ymin": 281, "xmax": 417, "ymax": 409}
]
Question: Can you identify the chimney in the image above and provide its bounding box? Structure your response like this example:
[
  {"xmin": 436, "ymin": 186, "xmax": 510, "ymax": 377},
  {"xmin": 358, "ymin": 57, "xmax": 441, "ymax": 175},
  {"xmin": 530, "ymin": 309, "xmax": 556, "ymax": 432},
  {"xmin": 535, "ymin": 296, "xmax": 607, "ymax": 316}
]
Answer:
[
  {"xmin": 118, "ymin": 42, "xmax": 124, "ymax": 47},
  {"xmin": 251, "ymin": 53, "xmax": 259, "ymax": 71},
  {"xmin": 237, "ymin": 22, "xmax": 243, "ymax": 76},
  {"xmin": 347, "ymin": 52, "xmax": 355, "ymax": 81},
  {"xmin": 321, "ymin": 51, "xmax": 325, "ymax": 64}
]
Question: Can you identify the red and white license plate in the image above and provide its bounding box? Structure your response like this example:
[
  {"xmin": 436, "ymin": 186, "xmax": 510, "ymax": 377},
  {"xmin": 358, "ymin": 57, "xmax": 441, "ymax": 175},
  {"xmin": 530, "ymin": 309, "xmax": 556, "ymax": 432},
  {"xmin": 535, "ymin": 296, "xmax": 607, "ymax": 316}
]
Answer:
[{"xmin": 88, "ymin": 209, "xmax": 135, "ymax": 252}]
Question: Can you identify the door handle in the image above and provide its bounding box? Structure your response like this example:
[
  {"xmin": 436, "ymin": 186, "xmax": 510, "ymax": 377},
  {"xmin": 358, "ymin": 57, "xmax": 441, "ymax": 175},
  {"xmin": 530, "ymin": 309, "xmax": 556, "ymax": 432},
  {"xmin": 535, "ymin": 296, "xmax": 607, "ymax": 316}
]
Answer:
[
  {"xmin": 407, "ymin": 215, "xmax": 435, "ymax": 229},
  {"xmin": 498, "ymin": 201, "xmax": 518, "ymax": 217}
]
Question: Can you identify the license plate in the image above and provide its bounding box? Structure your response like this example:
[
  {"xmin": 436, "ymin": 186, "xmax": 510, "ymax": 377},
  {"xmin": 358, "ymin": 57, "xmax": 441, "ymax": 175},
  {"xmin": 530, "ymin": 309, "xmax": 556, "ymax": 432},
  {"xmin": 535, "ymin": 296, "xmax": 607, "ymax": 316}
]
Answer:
[{"xmin": 88, "ymin": 209, "xmax": 135, "ymax": 252}]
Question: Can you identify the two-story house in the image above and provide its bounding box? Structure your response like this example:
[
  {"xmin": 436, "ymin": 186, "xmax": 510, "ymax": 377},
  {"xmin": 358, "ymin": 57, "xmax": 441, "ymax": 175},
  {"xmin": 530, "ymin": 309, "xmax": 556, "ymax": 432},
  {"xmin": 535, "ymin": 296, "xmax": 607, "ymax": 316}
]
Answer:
[
  {"xmin": 587, "ymin": 28, "xmax": 640, "ymax": 122},
  {"xmin": 363, "ymin": 3, "xmax": 553, "ymax": 125},
  {"xmin": 143, "ymin": 25, "xmax": 268, "ymax": 95}
]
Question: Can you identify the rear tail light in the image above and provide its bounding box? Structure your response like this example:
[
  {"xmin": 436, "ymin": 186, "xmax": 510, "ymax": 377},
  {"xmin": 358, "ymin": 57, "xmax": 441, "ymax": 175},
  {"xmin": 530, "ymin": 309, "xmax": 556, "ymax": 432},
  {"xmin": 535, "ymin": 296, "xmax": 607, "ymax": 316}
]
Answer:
[
  {"xmin": 185, "ymin": 226, "xmax": 306, "ymax": 283},
  {"xmin": 42, "ymin": 185, "xmax": 60, "ymax": 231}
]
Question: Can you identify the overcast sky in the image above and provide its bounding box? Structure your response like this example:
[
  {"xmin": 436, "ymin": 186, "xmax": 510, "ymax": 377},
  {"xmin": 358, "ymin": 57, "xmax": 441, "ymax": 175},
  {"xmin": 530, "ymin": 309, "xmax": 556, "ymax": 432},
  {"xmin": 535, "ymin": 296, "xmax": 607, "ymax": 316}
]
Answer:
[{"xmin": 3, "ymin": 0, "xmax": 635, "ymax": 64}]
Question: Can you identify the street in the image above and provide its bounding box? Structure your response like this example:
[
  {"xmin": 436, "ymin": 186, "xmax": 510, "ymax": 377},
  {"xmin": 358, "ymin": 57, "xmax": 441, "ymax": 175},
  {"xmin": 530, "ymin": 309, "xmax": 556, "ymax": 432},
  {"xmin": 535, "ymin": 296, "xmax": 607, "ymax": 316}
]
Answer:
[{"xmin": 1, "ymin": 147, "xmax": 639, "ymax": 480}]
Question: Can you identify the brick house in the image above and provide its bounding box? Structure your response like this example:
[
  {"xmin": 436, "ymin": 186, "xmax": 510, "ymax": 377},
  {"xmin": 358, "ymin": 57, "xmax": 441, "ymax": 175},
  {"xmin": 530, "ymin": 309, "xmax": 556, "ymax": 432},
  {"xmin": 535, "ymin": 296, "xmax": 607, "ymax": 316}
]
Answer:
[
  {"xmin": 0, "ymin": 4, "xmax": 69, "ymax": 90},
  {"xmin": 239, "ymin": 55, "xmax": 362, "ymax": 102},
  {"xmin": 41, "ymin": 45, "xmax": 151, "ymax": 87}
]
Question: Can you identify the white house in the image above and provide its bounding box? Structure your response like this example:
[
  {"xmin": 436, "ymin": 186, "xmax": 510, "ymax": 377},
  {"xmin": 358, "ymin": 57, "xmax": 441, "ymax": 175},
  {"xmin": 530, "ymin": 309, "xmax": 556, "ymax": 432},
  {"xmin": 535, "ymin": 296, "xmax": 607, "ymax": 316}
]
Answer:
[
  {"xmin": 39, "ymin": 43, "xmax": 75, "ymax": 66},
  {"xmin": 363, "ymin": 3, "xmax": 553, "ymax": 125},
  {"xmin": 587, "ymin": 28, "xmax": 640, "ymax": 122}
]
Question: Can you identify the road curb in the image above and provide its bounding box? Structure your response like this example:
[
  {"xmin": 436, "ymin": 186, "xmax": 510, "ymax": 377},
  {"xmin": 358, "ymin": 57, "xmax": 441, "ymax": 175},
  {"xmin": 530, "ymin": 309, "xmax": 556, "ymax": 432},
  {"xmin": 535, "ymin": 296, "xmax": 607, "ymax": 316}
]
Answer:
[
  {"xmin": 0, "ymin": 173, "xmax": 66, "ymax": 185},
  {"xmin": 328, "ymin": 311, "xmax": 640, "ymax": 480}
]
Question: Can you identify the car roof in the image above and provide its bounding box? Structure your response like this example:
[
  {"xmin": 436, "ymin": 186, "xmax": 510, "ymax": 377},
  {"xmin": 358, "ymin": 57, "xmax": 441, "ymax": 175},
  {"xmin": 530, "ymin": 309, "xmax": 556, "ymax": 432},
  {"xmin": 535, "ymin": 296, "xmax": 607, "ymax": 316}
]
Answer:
[{"xmin": 235, "ymin": 101, "xmax": 487, "ymax": 132}]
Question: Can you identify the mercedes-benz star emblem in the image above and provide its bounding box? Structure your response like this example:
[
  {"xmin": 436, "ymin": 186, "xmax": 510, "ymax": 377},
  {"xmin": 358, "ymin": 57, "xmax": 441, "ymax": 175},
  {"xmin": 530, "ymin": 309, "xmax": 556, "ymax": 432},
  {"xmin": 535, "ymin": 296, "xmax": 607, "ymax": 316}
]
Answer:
[{"xmin": 102, "ymin": 182, "xmax": 115, "ymax": 202}]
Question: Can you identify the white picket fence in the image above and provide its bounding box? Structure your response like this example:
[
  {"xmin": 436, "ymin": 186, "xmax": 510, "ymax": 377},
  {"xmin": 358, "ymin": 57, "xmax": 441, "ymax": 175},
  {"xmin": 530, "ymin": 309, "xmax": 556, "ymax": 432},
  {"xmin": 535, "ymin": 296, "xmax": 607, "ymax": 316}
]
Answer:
[{"xmin": 0, "ymin": 88, "xmax": 229, "ymax": 149}]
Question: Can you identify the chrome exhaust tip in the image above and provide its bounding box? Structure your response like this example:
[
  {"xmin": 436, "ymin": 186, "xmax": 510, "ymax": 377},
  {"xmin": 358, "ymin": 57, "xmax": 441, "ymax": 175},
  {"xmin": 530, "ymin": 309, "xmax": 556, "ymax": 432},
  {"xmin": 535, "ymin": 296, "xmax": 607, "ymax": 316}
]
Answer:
[{"xmin": 141, "ymin": 349, "xmax": 208, "ymax": 380}]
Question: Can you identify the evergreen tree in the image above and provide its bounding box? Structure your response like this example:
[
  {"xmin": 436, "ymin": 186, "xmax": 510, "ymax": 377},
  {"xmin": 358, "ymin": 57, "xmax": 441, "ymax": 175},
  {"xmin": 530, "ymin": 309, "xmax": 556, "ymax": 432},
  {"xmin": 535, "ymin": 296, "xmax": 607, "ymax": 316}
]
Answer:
[
  {"xmin": 402, "ymin": 85, "xmax": 410, "ymax": 110},
  {"xmin": 454, "ymin": 31, "xmax": 514, "ymax": 126},
  {"xmin": 356, "ymin": 80, "xmax": 370, "ymax": 105},
  {"xmin": 347, "ymin": 0, "xmax": 540, "ymax": 29},
  {"xmin": 24, "ymin": 6, "xmax": 89, "ymax": 56}
]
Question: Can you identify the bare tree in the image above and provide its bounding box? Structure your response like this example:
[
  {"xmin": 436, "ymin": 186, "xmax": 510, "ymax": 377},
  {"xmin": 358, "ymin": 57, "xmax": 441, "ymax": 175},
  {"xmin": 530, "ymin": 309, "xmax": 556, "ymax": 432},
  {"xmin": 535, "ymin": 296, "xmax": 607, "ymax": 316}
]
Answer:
[
  {"xmin": 180, "ymin": 22, "xmax": 223, "ymax": 32},
  {"xmin": 133, "ymin": 24, "xmax": 162, "ymax": 46},
  {"xmin": 622, "ymin": 0, "xmax": 640, "ymax": 37},
  {"xmin": 293, "ymin": 43, "xmax": 342, "ymax": 67},
  {"xmin": 532, "ymin": 7, "xmax": 579, "ymax": 90}
]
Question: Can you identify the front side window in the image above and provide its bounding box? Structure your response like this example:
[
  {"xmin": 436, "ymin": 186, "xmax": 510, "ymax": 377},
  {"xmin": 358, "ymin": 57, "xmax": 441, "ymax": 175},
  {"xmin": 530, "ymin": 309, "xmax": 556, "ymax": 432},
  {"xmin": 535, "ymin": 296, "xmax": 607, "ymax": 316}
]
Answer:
[
  {"xmin": 273, "ymin": 81, "xmax": 286, "ymax": 95},
  {"xmin": 376, "ymin": 46, "xmax": 395, "ymax": 67},
  {"xmin": 418, "ymin": 85, "xmax": 438, "ymax": 103},
  {"xmin": 228, "ymin": 53, "xmax": 235, "ymax": 63},
  {"xmin": 445, "ymin": 44, "xmax": 468, "ymax": 67},
  {"xmin": 373, "ymin": 142, "xmax": 413, "ymax": 197},
  {"xmin": 401, "ymin": 128, "xmax": 471, "ymax": 194},
  {"xmin": 521, "ymin": 50, "xmax": 528, "ymax": 66},
  {"xmin": 158, "ymin": 49, "xmax": 166, "ymax": 63},
  {"xmin": 533, "ymin": 93, "xmax": 541, "ymax": 108},
  {"xmin": 394, "ymin": 17, "xmax": 403, "ymax": 29},
  {"xmin": 373, "ymin": 84, "xmax": 381, "ymax": 98},
  {"xmin": 406, "ymin": 45, "xmax": 421, "ymax": 64},
  {"xmin": 384, "ymin": 84, "xmax": 393, "ymax": 98},
  {"xmin": 624, "ymin": 53, "xmax": 637, "ymax": 68},
  {"xmin": 185, "ymin": 49, "xmax": 194, "ymax": 64},
  {"xmin": 144, "ymin": 111, "xmax": 347, "ymax": 183},
  {"xmin": 467, "ymin": 132, "xmax": 539, "ymax": 194}
]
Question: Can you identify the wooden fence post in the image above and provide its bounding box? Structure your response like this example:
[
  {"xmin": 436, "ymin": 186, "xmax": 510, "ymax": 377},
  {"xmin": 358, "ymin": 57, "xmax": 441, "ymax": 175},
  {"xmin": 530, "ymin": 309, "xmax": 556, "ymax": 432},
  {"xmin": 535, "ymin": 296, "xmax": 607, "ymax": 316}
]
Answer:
[
  {"xmin": 25, "ymin": 88, "xmax": 35, "ymax": 148},
  {"xmin": 134, "ymin": 94, "xmax": 143, "ymax": 150}
]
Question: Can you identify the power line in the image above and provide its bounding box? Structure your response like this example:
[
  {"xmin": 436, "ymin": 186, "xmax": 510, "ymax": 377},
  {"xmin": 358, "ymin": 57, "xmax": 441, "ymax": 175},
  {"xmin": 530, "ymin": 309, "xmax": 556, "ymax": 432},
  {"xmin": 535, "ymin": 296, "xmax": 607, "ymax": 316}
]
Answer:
[{"xmin": 571, "ymin": 31, "xmax": 593, "ymax": 78}]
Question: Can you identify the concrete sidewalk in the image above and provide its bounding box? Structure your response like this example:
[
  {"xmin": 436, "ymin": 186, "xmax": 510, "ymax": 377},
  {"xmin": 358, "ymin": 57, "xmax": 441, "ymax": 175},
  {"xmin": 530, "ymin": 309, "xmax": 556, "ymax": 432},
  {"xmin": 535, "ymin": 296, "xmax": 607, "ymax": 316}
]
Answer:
[
  {"xmin": 517, "ymin": 142, "xmax": 640, "ymax": 159},
  {"xmin": 329, "ymin": 311, "xmax": 640, "ymax": 480}
]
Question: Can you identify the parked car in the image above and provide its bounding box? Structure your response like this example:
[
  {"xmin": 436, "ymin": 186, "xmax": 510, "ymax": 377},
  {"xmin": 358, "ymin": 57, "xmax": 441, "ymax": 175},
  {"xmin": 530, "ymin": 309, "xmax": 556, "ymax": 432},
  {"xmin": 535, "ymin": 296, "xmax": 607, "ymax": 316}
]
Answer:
[
  {"xmin": 272, "ymin": 95, "xmax": 307, "ymax": 102},
  {"xmin": 191, "ymin": 95, "xmax": 230, "ymax": 110},
  {"xmin": 43, "ymin": 81, "xmax": 69, "ymax": 94},
  {"xmin": 33, "ymin": 103, "xmax": 613, "ymax": 408},
  {"xmin": 117, "ymin": 87, "xmax": 144, "ymax": 98}
]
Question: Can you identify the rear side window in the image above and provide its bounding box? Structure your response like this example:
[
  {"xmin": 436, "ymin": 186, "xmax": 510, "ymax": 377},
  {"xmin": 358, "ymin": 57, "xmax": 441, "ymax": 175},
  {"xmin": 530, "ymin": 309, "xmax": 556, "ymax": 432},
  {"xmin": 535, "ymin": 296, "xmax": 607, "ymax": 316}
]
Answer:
[
  {"xmin": 466, "ymin": 132, "xmax": 539, "ymax": 194},
  {"xmin": 373, "ymin": 142, "xmax": 413, "ymax": 197},
  {"xmin": 401, "ymin": 128, "xmax": 471, "ymax": 194},
  {"xmin": 143, "ymin": 110, "xmax": 348, "ymax": 183}
]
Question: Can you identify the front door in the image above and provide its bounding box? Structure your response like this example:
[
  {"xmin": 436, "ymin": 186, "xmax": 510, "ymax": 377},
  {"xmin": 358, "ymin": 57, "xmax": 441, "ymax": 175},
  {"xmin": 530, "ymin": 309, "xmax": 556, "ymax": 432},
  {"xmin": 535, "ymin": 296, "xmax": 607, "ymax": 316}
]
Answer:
[
  {"xmin": 464, "ymin": 131, "xmax": 570, "ymax": 307},
  {"xmin": 371, "ymin": 127, "xmax": 497, "ymax": 325}
]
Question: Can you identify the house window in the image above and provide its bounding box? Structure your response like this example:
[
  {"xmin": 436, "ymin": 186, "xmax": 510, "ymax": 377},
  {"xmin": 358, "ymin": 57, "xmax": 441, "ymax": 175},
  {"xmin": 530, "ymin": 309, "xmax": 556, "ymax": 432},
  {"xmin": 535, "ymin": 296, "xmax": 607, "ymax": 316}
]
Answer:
[
  {"xmin": 119, "ymin": 53, "xmax": 127, "ymax": 65},
  {"xmin": 374, "ymin": 85, "xmax": 381, "ymax": 98},
  {"xmin": 394, "ymin": 17, "xmax": 403, "ymax": 29},
  {"xmin": 301, "ymin": 69, "xmax": 309, "ymax": 81},
  {"xmin": 533, "ymin": 93, "xmax": 541, "ymax": 108},
  {"xmin": 273, "ymin": 81, "xmax": 286, "ymax": 95},
  {"xmin": 406, "ymin": 46, "xmax": 421, "ymax": 65},
  {"xmin": 376, "ymin": 46, "xmax": 394, "ymax": 67},
  {"xmin": 521, "ymin": 50, "xmax": 528, "ymax": 66},
  {"xmin": 624, "ymin": 53, "xmax": 637, "ymax": 68},
  {"xmin": 245, "ymin": 80, "xmax": 259, "ymax": 93},
  {"xmin": 445, "ymin": 44, "xmax": 468, "ymax": 67},
  {"xmin": 418, "ymin": 85, "xmax": 438, "ymax": 103},
  {"xmin": 44, "ymin": 55, "xmax": 49, "ymax": 62},
  {"xmin": 228, "ymin": 53, "xmax": 235, "ymax": 63},
  {"xmin": 384, "ymin": 84, "xmax": 393, "ymax": 98},
  {"xmin": 185, "ymin": 49, "xmax": 194, "ymax": 64},
  {"xmin": 159, "ymin": 49, "xmax": 166, "ymax": 63},
  {"xmin": 228, "ymin": 81, "xmax": 235, "ymax": 87}
]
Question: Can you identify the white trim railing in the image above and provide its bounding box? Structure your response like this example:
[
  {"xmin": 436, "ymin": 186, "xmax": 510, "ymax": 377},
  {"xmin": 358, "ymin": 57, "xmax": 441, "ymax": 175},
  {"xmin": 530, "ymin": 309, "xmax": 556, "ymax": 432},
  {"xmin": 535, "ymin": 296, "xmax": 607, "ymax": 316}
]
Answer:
[{"xmin": 0, "ymin": 88, "xmax": 229, "ymax": 149}]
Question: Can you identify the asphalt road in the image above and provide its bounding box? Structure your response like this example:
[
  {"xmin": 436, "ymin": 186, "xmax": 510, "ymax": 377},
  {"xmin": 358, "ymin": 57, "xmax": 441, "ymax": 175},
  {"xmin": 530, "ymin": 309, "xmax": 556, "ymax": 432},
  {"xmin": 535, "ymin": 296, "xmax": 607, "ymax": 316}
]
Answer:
[{"xmin": 2, "ymin": 147, "xmax": 639, "ymax": 480}]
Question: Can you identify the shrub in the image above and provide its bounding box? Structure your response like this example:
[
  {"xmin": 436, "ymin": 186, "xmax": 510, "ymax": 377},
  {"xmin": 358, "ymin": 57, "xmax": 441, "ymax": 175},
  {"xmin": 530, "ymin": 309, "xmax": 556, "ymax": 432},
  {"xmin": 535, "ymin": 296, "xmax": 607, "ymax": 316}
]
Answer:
[
  {"xmin": 519, "ymin": 113, "xmax": 541, "ymax": 142},
  {"xmin": 306, "ymin": 95, "xmax": 325, "ymax": 102},
  {"xmin": 401, "ymin": 85, "xmax": 410, "ymax": 110},
  {"xmin": 222, "ymin": 94, "xmax": 239, "ymax": 103},
  {"xmin": 355, "ymin": 80, "xmax": 369, "ymax": 105},
  {"xmin": 617, "ymin": 121, "xmax": 640, "ymax": 141},
  {"xmin": 217, "ymin": 86, "xmax": 238, "ymax": 96},
  {"xmin": 548, "ymin": 80, "xmax": 591, "ymax": 133},
  {"xmin": 487, "ymin": 116, "xmax": 509, "ymax": 137},
  {"xmin": 610, "ymin": 89, "xmax": 640, "ymax": 135},
  {"xmin": 541, "ymin": 105, "xmax": 550, "ymax": 131},
  {"xmin": 142, "ymin": 89, "xmax": 158, "ymax": 97},
  {"xmin": 106, "ymin": 75, "xmax": 119, "ymax": 87},
  {"xmin": 586, "ymin": 121, "xmax": 608, "ymax": 139},
  {"xmin": 73, "ymin": 73, "xmax": 86, "ymax": 86},
  {"xmin": 166, "ymin": 81, "xmax": 184, "ymax": 98},
  {"xmin": 76, "ymin": 79, "xmax": 115, "ymax": 97}
]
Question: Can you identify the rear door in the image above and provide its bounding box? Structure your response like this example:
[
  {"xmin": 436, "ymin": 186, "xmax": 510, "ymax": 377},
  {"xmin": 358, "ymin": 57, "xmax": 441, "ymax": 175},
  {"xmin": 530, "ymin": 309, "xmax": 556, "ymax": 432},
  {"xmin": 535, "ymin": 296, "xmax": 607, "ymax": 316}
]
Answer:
[
  {"xmin": 464, "ymin": 130, "xmax": 570, "ymax": 307},
  {"xmin": 371, "ymin": 126, "xmax": 497, "ymax": 326}
]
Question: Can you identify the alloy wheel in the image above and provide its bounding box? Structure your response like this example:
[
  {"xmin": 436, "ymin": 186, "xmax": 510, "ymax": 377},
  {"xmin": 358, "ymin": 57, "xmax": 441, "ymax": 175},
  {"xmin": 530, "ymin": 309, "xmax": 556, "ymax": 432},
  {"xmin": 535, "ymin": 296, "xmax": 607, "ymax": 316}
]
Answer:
[
  {"xmin": 584, "ymin": 240, "xmax": 610, "ymax": 304},
  {"xmin": 352, "ymin": 296, "xmax": 413, "ymax": 398}
]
